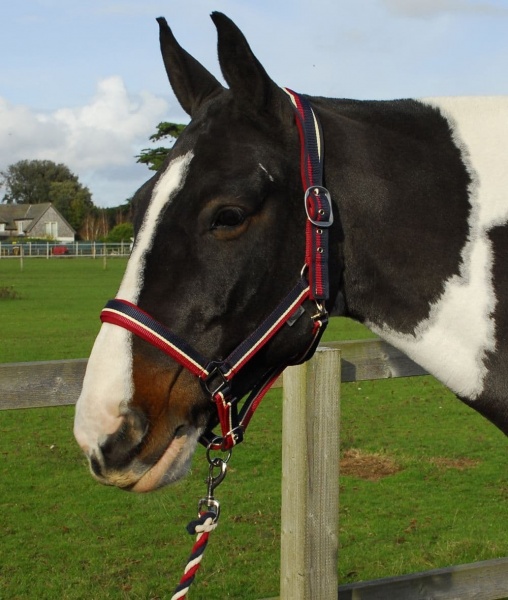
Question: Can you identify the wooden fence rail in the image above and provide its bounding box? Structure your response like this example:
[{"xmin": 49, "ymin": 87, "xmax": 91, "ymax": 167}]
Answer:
[
  {"xmin": 0, "ymin": 358, "xmax": 87, "ymax": 410},
  {"xmin": 0, "ymin": 338, "xmax": 426, "ymax": 411},
  {"xmin": 336, "ymin": 556, "xmax": 508, "ymax": 600},
  {"xmin": 1, "ymin": 340, "xmax": 507, "ymax": 599}
]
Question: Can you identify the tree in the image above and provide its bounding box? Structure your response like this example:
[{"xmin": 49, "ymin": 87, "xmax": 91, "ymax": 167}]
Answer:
[
  {"xmin": 106, "ymin": 222, "xmax": 134, "ymax": 243},
  {"xmin": 1, "ymin": 160, "xmax": 86, "ymax": 204},
  {"xmin": 80, "ymin": 209, "xmax": 109, "ymax": 241},
  {"xmin": 136, "ymin": 122, "xmax": 186, "ymax": 171},
  {"xmin": 103, "ymin": 201, "xmax": 133, "ymax": 230},
  {"xmin": 49, "ymin": 180, "xmax": 94, "ymax": 230}
]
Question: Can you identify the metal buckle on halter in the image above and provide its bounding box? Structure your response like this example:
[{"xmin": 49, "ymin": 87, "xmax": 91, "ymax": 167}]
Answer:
[
  {"xmin": 201, "ymin": 362, "xmax": 230, "ymax": 397},
  {"xmin": 226, "ymin": 426, "xmax": 244, "ymax": 446},
  {"xmin": 304, "ymin": 186, "xmax": 334, "ymax": 227},
  {"xmin": 311, "ymin": 300, "xmax": 328, "ymax": 321}
]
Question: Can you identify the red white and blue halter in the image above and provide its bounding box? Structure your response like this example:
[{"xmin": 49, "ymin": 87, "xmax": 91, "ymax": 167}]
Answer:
[{"xmin": 100, "ymin": 89, "xmax": 333, "ymax": 451}]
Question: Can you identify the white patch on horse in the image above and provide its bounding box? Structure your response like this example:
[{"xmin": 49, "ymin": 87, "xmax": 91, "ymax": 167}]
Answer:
[
  {"xmin": 118, "ymin": 152, "xmax": 194, "ymax": 303},
  {"xmin": 259, "ymin": 163, "xmax": 274, "ymax": 182},
  {"xmin": 368, "ymin": 97, "xmax": 508, "ymax": 400},
  {"xmin": 74, "ymin": 153, "xmax": 193, "ymax": 452}
]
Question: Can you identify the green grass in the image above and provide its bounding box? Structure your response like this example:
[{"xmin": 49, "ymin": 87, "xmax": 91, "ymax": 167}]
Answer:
[
  {"xmin": 0, "ymin": 403, "xmax": 283, "ymax": 599},
  {"xmin": 338, "ymin": 378, "xmax": 508, "ymax": 581},
  {"xmin": 0, "ymin": 257, "xmax": 373, "ymax": 363},
  {"xmin": 0, "ymin": 258, "xmax": 507, "ymax": 599},
  {"xmin": 1, "ymin": 383, "xmax": 507, "ymax": 599},
  {"xmin": 0, "ymin": 258, "xmax": 128, "ymax": 363}
]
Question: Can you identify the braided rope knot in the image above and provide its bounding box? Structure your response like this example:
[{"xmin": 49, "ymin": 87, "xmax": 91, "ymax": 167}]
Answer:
[
  {"xmin": 187, "ymin": 512, "xmax": 218, "ymax": 535},
  {"xmin": 170, "ymin": 511, "xmax": 218, "ymax": 600},
  {"xmin": 171, "ymin": 452, "xmax": 228, "ymax": 598}
]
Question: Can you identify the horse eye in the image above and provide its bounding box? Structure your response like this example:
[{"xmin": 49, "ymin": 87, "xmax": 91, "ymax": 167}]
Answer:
[{"xmin": 212, "ymin": 207, "xmax": 246, "ymax": 229}]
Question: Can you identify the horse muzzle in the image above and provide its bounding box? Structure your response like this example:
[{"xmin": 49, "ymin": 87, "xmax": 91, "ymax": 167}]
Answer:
[{"xmin": 75, "ymin": 407, "xmax": 201, "ymax": 491}]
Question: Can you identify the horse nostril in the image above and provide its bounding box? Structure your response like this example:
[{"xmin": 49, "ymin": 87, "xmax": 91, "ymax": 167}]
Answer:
[{"xmin": 99, "ymin": 408, "xmax": 149, "ymax": 470}]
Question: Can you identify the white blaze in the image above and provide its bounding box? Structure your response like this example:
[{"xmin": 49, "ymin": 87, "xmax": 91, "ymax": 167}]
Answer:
[
  {"xmin": 368, "ymin": 97, "xmax": 508, "ymax": 399},
  {"xmin": 117, "ymin": 152, "xmax": 193, "ymax": 304},
  {"xmin": 74, "ymin": 153, "xmax": 193, "ymax": 451}
]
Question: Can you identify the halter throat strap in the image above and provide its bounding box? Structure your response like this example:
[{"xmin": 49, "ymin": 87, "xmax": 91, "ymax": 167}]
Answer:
[{"xmin": 100, "ymin": 90, "xmax": 333, "ymax": 451}]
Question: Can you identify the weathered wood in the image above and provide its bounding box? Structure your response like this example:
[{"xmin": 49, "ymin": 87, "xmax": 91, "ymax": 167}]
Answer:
[
  {"xmin": 280, "ymin": 347, "xmax": 341, "ymax": 600},
  {"xmin": 0, "ymin": 339, "xmax": 425, "ymax": 411},
  {"xmin": 337, "ymin": 556, "xmax": 508, "ymax": 600},
  {"xmin": 0, "ymin": 359, "xmax": 87, "ymax": 410},
  {"xmin": 262, "ymin": 556, "xmax": 508, "ymax": 600},
  {"xmin": 271, "ymin": 338, "xmax": 427, "ymax": 389},
  {"xmin": 324, "ymin": 339, "xmax": 427, "ymax": 381}
]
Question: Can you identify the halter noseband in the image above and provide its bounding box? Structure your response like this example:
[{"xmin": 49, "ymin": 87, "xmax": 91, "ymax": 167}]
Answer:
[{"xmin": 100, "ymin": 89, "xmax": 333, "ymax": 451}]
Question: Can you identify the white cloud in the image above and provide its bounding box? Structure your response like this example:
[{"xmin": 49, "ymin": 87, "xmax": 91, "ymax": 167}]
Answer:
[
  {"xmin": 0, "ymin": 76, "xmax": 170, "ymax": 206},
  {"xmin": 382, "ymin": 0, "xmax": 508, "ymax": 17}
]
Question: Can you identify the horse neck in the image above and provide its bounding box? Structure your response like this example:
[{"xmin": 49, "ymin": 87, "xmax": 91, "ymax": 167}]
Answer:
[{"xmin": 313, "ymin": 96, "xmax": 472, "ymax": 334}]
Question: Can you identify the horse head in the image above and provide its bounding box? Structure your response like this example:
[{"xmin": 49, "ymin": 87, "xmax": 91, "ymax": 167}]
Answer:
[{"xmin": 74, "ymin": 13, "xmax": 341, "ymax": 492}]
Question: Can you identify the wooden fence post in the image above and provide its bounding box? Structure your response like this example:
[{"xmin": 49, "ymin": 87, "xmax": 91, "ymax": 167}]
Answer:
[{"xmin": 280, "ymin": 347, "xmax": 341, "ymax": 600}]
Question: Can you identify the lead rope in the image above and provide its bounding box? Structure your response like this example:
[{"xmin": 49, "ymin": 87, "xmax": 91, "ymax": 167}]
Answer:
[{"xmin": 171, "ymin": 447, "xmax": 231, "ymax": 600}]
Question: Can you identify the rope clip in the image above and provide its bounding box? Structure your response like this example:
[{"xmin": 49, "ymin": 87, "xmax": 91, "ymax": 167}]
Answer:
[{"xmin": 197, "ymin": 446, "xmax": 231, "ymax": 521}]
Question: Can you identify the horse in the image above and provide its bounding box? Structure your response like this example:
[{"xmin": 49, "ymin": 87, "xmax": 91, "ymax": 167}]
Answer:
[{"xmin": 74, "ymin": 12, "xmax": 508, "ymax": 493}]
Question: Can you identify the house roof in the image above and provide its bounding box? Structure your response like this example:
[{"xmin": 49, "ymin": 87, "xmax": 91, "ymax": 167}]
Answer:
[
  {"xmin": 0, "ymin": 203, "xmax": 75, "ymax": 233},
  {"xmin": 0, "ymin": 203, "xmax": 49, "ymax": 230}
]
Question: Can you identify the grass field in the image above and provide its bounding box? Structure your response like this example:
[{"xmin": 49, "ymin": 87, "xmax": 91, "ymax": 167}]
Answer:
[
  {"xmin": 0, "ymin": 258, "xmax": 129, "ymax": 363},
  {"xmin": 1, "ymin": 258, "xmax": 507, "ymax": 599},
  {"xmin": 0, "ymin": 257, "xmax": 373, "ymax": 364}
]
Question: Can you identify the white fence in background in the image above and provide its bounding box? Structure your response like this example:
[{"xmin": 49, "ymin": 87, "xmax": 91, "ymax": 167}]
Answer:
[{"xmin": 0, "ymin": 241, "xmax": 132, "ymax": 258}]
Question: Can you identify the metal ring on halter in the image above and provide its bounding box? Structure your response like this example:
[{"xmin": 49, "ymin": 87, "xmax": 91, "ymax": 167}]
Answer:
[{"xmin": 206, "ymin": 441, "xmax": 233, "ymax": 467}]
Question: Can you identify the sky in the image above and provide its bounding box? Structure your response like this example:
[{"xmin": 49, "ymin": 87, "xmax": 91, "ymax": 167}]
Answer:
[{"xmin": 1, "ymin": 0, "xmax": 507, "ymax": 208}]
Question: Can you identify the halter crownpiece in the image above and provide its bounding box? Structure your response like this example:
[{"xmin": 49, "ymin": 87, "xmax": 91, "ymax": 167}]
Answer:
[
  {"xmin": 100, "ymin": 89, "xmax": 333, "ymax": 451},
  {"xmin": 283, "ymin": 88, "xmax": 334, "ymax": 302}
]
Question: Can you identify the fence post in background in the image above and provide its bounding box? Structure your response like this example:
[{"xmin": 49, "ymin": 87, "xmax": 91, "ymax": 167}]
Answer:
[{"xmin": 280, "ymin": 347, "xmax": 341, "ymax": 600}]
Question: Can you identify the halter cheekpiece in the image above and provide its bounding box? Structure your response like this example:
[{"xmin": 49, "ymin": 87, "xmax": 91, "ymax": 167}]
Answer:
[{"xmin": 100, "ymin": 89, "xmax": 333, "ymax": 451}]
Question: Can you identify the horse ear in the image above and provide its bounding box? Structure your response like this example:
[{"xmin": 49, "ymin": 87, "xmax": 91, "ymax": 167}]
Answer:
[
  {"xmin": 211, "ymin": 12, "xmax": 288, "ymax": 116},
  {"xmin": 157, "ymin": 17, "xmax": 223, "ymax": 117}
]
